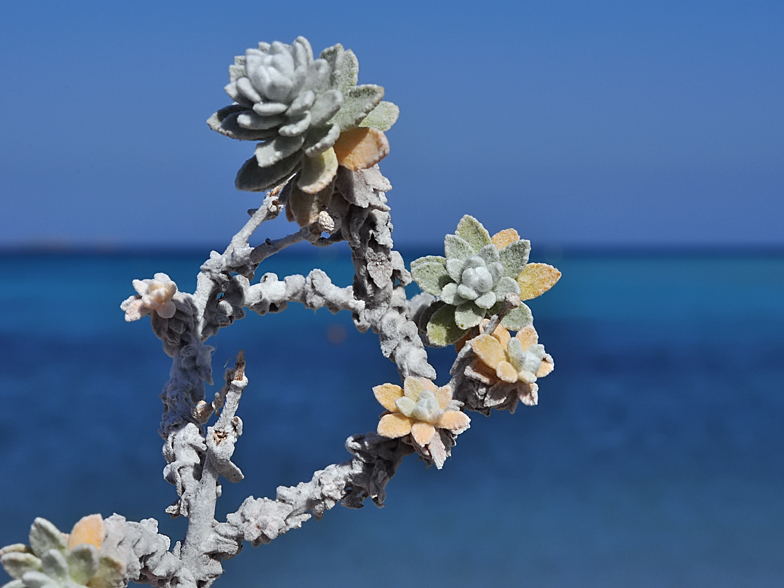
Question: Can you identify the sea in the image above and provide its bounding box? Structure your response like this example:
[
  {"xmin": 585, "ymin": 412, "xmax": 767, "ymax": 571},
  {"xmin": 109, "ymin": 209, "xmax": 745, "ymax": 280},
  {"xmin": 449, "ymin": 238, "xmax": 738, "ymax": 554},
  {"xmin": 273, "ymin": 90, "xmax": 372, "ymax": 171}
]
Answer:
[{"xmin": 0, "ymin": 247, "xmax": 782, "ymax": 588}]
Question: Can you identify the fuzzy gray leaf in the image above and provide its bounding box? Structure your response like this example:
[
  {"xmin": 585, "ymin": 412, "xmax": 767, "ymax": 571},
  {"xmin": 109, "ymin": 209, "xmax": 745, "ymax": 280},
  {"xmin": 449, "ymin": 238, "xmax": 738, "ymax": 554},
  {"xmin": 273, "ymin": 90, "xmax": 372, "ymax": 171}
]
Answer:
[
  {"xmin": 411, "ymin": 261, "xmax": 451, "ymax": 296},
  {"xmin": 235, "ymin": 152, "xmax": 302, "ymax": 192},
  {"xmin": 208, "ymin": 105, "xmax": 278, "ymax": 141},
  {"xmin": 28, "ymin": 520, "xmax": 65, "ymax": 559},
  {"xmin": 329, "ymin": 85, "xmax": 384, "ymax": 131},
  {"xmin": 499, "ymin": 239, "xmax": 531, "ymax": 278},
  {"xmin": 359, "ymin": 101, "xmax": 399, "ymax": 132},
  {"xmin": 500, "ymin": 303, "xmax": 533, "ymax": 331},
  {"xmin": 444, "ymin": 234, "xmax": 474, "ymax": 262},
  {"xmin": 65, "ymin": 545, "xmax": 98, "ymax": 586}
]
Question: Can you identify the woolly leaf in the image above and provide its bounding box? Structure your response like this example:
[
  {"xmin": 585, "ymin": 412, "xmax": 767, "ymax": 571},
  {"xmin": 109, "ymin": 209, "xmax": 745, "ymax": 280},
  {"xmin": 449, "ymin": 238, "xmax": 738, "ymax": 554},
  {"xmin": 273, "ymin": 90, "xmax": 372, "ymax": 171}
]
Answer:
[
  {"xmin": 254, "ymin": 136, "xmax": 305, "ymax": 167},
  {"xmin": 1, "ymin": 553, "xmax": 41, "ymax": 580},
  {"xmin": 29, "ymin": 520, "xmax": 66, "ymax": 559},
  {"xmin": 444, "ymin": 234, "xmax": 474, "ymax": 262},
  {"xmin": 402, "ymin": 377, "xmax": 427, "ymax": 401},
  {"xmin": 515, "ymin": 325, "xmax": 538, "ymax": 348},
  {"xmin": 287, "ymin": 185, "xmax": 319, "ymax": 227},
  {"xmin": 308, "ymin": 89, "xmax": 344, "ymax": 127},
  {"xmin": 66, "ymin": 545, "xmax": 99, "ymax": 585},
  {"xmin": 297, "ymin": 148, "xmax": 338, "ymax": 194},
  {"xmin": 207, "ymin": 105, "xmax": 278, "ymax": 141},
  {"xmin": 40, "ymin": 551, "xmax": 67, "ymax": 582},
  {"xmin": 494, "ymin": 276, "xmax": 521, "ymax": 299},
  {"xmin": 235, "ymin": 151, "xmax": 301, "ymax": 192},
  {"xmin": 445, "ymin": 258, "xmax": 464, "ymax": 282},
  {"xmin": 304, "ymin": 123, "xmax": 341, "ymax": 157},
  {"xmin": 434, "ymin": 386, "xmax": 452, "ymax": 410},
  {"xmin": 474, "ymin": 291, "xmax": 497, "ymax": 309},
  {"xmin": 471, "ymin": 334, "xmax": 506, "ymax": 370},
  {"xmin": 333, "ymin": 127, "xmax": 389, "ymax": 170},
  {"xmin": 516, "ymin": 263, "xmax": 562, "ymax": 301},
  {"xmin": 411, "ymin": 422, "xmax": 436, "ymax": 446},
  {"xmin": 440, "ymin": 282, "xmax": 464, "ymax": 306},
  {"xmin": 410, "ymin": 261, "xmax": 451, "ymax": 296},
  {"xmin": 410, "ymin": 255, "xmax": 446, "ymax": 270},
  {"xmin": 477, "ymin": 243, "xmax": 501, "ymax": 265},
  {"xmin": 439, "ymin": 411, "xmax": 470, "ymax": 434},
  {"xmin": 499, "ymin": 239, "xmax": 531, "ymax": 278},
  {"xmin": 18, "ymin": 571, "xmax": 56, "ymax": 588},
  {"xmin": 329, "ymin": 85, "xmax": 384, "ymax": 131},
  {"xmin": 429, "ymin": 434, "xmax": 448, "ymax": 469},
  {"xmin": 455, "ymin": 302, "xmax": 485, "ymax": 330},
  {"xmin": 66, "ymin": 515, "xmax": 103, "ymax": 552},
  {"xmin": 455, "ymin": 215, "xmax": 491, "ymax": 253},
  {"xmin": 496, "ymin": 361, "xmax": 518, "ymax": 383},
  {"xmin": 377, "ymin": 413, "xmax": 413, "ymax": 438},
  {"xmin": 426, "ymin": 304, "xmax": 465, "ymax": 347},
  {"xmin": 324, "ymin": 46, "xmax": 358, "ymax": 94},
  {"xmin": 86, "ymin": 556, "xmax": 126, "ymax": 588},
  {"xmin": 500, "ymin": 303, "xmax": 533, "ymax": 331},
  {"xmin": 373, "ymin": 384, "xmax": 403, "ymax": 412},
  {"xmin": 491, "ymin": 228, "xmax": 520, "ymax": 250},
  {"xmin": 537, "ymin": 356, "xmax": 555, "ymax": 378},
  {"xmin": 359, "ymin": 101, "xmax": 399, "ymax": 131}
]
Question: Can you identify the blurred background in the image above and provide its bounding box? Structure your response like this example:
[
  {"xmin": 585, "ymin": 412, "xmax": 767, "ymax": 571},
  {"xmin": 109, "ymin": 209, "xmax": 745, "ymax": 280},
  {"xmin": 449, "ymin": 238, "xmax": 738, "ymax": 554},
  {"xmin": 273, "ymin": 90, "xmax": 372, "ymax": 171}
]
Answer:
[{"xmin": 1, "ymin": 1, "xmax": 782, "ymax": 587}]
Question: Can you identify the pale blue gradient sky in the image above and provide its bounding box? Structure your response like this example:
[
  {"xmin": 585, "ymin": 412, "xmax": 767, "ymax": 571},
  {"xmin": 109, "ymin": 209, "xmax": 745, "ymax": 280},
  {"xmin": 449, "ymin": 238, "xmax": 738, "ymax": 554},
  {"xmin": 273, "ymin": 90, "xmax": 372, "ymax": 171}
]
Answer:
[{"xmin": 0, "ymin": 0, "xmax": 781, "ymax": 249}]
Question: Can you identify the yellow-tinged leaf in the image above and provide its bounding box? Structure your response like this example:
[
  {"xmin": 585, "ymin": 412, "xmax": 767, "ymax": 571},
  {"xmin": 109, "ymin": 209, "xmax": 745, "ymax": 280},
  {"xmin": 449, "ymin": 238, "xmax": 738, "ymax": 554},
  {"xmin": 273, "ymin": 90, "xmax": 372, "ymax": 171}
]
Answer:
[
  {"xmin": 333, "ymin": 127, "xmax": 390, "ymax": 170},
  {"xmin": 491, "ymin": 229, "xmax": 520, "ymax": 251},
  {"xmin": 67, "ymin": 515, "xmax": 104, "ymax": 551},
  {"xmin": 402, "ymin": 376, "xmax": 427, "ymax": 401},
  {"xmin": 515, "ymin": 325, "xmax": 538, "ymax": 348},
  {"xmin": 378, "ymin": 413, "xmax": 413, "ymax": 438},
  {"xmin": 496, "ymin": 361, "xmax": 518, "ymax": 383},
  {"xmin": 411, "ymin": 422, "xmax": 436, "ymax": 446},
  {"xmin": 471, "ymin": 334, "xmax": 506, "ymax": 369},
  {"xmin": 298, "ymin": 148, "xmax": 338, "ymax": 194},
  {"xmin": 434, "ymin": 385, "xmax": 452, "ymax": 410},
  {"xmin": 490, "ymin": 325, "xmax": 511, "ymax": 348},
  {"xmin": 516, "ymin": 263, "xmax": 561, "ymax": 301},
  {"xmin": 373, "ymin": 383, "xmax": 403, "ymax": 412},
  {"xmin": 421, "ymin": 378, "xmax": 438, "ymax": 393},
  {"xmin": 438, "ymin": 410, "xmax": 470, "ymax": 434},
  {"xmin": 537, "ymin": 355, "xmax": 555, "ymax": 378}
]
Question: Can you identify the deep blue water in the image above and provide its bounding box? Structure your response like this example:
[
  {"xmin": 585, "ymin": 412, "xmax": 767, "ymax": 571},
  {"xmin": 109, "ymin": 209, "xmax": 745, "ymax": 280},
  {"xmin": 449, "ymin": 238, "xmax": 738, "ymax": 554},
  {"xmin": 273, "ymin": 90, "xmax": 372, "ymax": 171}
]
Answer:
[{"xmin": 1, "ymin": 248, "xmax": 782, "ymax": 587}]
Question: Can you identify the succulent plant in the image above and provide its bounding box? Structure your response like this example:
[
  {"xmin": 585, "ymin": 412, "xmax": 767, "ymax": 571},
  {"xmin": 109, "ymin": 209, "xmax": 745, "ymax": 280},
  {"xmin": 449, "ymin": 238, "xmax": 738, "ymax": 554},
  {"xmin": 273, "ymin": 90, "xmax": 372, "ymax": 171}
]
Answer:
[
  {"xmin": 373, "ymin": 377, "xmax": 470, "ymax": 469},
  {"xmin": 208, "ymin": 36, "xmax": 399, "ymax": 223},
  {"xmin": 1, "ymin": 516, "xmax": 124, "ymax": 588},
  {"xmin": 468, "ymin": 323, "xmax": 554, "ymax": 409},
  {"xmin": 411, "ymin": 216, "xmax": 536, "ymax": 346}
]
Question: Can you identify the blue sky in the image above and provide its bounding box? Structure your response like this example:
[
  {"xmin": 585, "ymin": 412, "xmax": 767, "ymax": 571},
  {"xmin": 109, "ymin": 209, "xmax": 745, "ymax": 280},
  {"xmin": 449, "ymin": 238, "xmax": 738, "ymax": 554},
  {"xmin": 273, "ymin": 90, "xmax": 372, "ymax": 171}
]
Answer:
[{"xmin": 0, "ymin": 0, "xmax": 781, "ymax": 249}]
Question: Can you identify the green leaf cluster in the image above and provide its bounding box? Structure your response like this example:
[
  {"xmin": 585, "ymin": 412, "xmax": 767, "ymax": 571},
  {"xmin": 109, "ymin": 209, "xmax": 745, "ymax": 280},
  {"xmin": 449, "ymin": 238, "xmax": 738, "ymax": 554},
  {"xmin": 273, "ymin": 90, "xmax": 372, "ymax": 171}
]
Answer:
[
  {"xmin": 207, "ymin": 37, "xmax": 399, "ymax": 195},
  {"xmin": 411, "ymin": 216, "xmax": 533, "ymax": 346},
  {"xmin": 1, "ymin": 520, "xmax": 124, "ymax": 588}
]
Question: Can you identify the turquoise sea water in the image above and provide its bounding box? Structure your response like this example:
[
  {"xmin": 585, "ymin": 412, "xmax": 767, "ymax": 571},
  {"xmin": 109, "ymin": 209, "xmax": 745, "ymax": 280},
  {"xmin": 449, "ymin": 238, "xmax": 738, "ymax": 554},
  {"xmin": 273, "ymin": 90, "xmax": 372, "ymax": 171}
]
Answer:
[{"xmin": 0, "ymin": 249, "xmax": 782, "ymax": 587}]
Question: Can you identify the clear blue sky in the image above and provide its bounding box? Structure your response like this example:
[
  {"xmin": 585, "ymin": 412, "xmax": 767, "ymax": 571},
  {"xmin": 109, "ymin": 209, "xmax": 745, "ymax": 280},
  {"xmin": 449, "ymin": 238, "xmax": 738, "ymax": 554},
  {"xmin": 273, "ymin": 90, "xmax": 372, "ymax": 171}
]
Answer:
[{"xmin": 1, "ymin": 0, "xmax": 781, "ymax": 249}]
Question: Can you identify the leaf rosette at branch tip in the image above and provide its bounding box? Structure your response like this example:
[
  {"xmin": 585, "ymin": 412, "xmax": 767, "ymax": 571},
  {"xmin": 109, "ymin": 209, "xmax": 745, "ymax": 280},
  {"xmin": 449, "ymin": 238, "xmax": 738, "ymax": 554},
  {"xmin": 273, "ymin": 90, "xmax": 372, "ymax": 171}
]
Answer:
[
  {"xmin": 466, "ymin": 322, "xmax": 554, "ymax": 412},
  {"xmin": 373, "ymin": 377, "xmax": 470, "ymax": 469},
  {"xmin": 208, "ymin": 35, "xmax": 399, "ymax": 224},
  {"xmin": 411, "ymin": 216, "xmax": 561, "ymax": 347},
  {"xmin": 120, "ymin": 273, "xmax": 178, "ymax": 321},
  {"xmin": 1, "ymin": 516, "xmax": 125, "ymax": 588}
]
